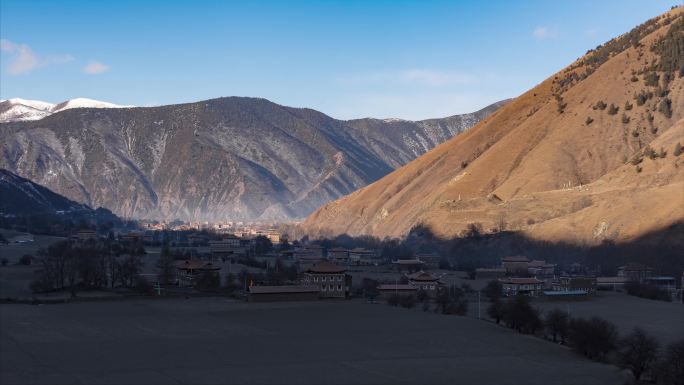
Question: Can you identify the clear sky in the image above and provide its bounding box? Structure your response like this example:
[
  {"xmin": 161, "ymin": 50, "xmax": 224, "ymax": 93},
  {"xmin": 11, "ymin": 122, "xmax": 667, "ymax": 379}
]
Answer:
[{"xmin": 0, "ymin": 0, "xmax": 677, "ymax": 120}]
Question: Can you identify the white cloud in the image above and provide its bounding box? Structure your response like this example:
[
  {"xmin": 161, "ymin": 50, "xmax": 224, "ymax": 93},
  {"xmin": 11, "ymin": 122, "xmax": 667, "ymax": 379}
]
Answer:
[
  {"xmin": 0, "ymin": 39, "xmax": 73, "ymax": 75},
  {"xmin": 533, "ymin": 26, "xmax": 556, "ymax": 40},
  {"xmin": 82, "ymin": 60, "xmax": 110, "ymax": 74},
  {"xmin": 338, "ymin": 69, "xmax": 479, "ymax": 87}
]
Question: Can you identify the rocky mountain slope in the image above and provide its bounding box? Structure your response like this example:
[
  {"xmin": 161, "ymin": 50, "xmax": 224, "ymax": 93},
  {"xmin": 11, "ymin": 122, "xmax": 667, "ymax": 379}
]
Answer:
[
  {"xmin": 0, "ymin": 98, "xmax": 505, "ymax": 221},
  {"xmin": 0, "ymin": 98, "xmax": 132, "ymax": 123},
  {"xmin": 0, "ymin": 169, "xmax": 89, "ymax": 215},
  {"xmin": 303, "ymin": 7, "xmax": 684, "ymax": 245}
]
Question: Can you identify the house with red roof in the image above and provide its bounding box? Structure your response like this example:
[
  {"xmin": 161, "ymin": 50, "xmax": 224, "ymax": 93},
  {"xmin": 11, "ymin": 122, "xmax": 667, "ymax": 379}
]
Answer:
[
  {"xmin": 499, "ymin": 277, "xmax": 544, "ymax": 297},
  {"xmin": 301, "ymin": 261, "xmax": 349, "ymax": 298}
]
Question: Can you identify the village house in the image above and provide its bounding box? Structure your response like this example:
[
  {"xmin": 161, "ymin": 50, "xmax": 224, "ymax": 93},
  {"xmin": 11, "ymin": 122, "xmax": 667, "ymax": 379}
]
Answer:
[
  {"xmin": 618, "ymin": 263, "xmax": 654, "ymax": 283},
  {"xmin": 209, "ymin": 235, "xmax": 245, "ymax": 258},
  {"xmin": 499, "ymin": 277, "xmax": 544, "ymax": 297},
  {"xmin": 643, "ymin": 276, "xmax": 677, "ymax": 291},
  {"xmin": 173, "ymin": 260, "xmax": 221, "ymax": 287},
  {"xmin": 391, "ymin": 258, "xmax": 425, "ymax": 272},
  {"xmin": 349, "ymin": 248, "xmax": 381, "ymax": 265},
  {"xmin": 327, "ymin": 247, "xmax": 350, "ymax": 265},
  {"xmin": 596, "ymin": 276, "xmax": 630, "ymax": 291},
  {"xmin": 301, "ymin": 261, "xmax": 349, "ymax": 299},
  {"xmin": 527, "ymin": 260, "xmax": 556, "ymax": 278},
  {"xmin": 552, "ymin": 276, "xmax": 597, "ymax": 294},
  {"xmin": 247, "ymin": 285, "xmax": 320, "ymax": 302},
  {"xmin": 501, "ymin": 256, "xmax": 531, "ymax": 275},
  {"xmin": 406, "ymin": 271, "xmax": 443, "ymax": 296},
  {"xmin": 415, "ymin": 253, "xmax": 441, "ymax": 269},
  {"xmin": 377, "ymin": 284, "xmax": 417, "ymax": 300}
]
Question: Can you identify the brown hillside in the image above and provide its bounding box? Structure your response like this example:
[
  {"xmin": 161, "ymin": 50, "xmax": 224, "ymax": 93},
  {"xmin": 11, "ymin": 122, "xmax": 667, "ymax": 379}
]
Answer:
[{"xmin": 303, "ymin": 7, "xmax": 684, "ymax": 245}]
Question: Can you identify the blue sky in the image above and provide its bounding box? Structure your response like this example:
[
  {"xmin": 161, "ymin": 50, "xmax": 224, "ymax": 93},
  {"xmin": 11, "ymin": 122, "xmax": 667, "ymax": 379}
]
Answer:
[{"xmin": 0, "ymin": 0, "xmax": 676, "ymax": 120}]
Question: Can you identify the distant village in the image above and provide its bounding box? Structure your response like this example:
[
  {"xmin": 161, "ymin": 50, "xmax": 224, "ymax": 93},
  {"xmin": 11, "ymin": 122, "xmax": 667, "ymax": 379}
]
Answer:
[{"xmin": 55, "ymin": 221, "xmax": 683, "ymax": 306}]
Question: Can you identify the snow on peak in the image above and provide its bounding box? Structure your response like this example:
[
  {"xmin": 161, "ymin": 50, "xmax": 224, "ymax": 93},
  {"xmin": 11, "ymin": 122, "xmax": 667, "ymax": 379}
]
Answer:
[
  {"xmin": 52, "ymin": 98, "xmax": 133, "ymax": 112},
  {"xmin": 0, "ymin": 97, "xmax": 135, "ymax": 123}
]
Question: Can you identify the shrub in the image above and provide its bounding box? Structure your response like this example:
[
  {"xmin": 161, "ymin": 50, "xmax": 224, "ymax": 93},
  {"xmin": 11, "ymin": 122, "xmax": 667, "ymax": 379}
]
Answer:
[
  {"xmin": 658, "ymin": 98, "xmax": 672, "ymax": 118},
  {"xmin": 647, "ymin": 112, "xmax": 654, "ymax": 122},
  {"xmin": 644, "ymin": 146, "xmax": 657, "ymax": 160},
  {"xmin": 621, "ymin": 113, "xmax": 630, "ymax": 124},
  {"xmin": 629, "ymin": 154, "xmax": 643, "ymax": 165},
  {"xmin": 634, "ymin": 90, "xmax": 653, "ymax": 106},
  {"xmin": 585, "ymin": 116, "xmax": 594, "ymax": 125},
  {"xmin": 607, "ymin": 104, "xmax": 619, "ymax": 115},
  {"xmin": 568, "ymin": 317, "xmax": 618, "ymax": 361},
  {"xmin": 630, "ymin": 75, "xmax": 639, "ymax": 82},
  {"xmin": 502, "ymin": 295, "xmax": 542, "ymax": 334},
  {"xmin": 643, "ymin": 71, "xmax": 660, "ymax": 87},
  {"xmin": 636, "ymin": 165, "xmax": 642, "ymax": 173},
  {"xmin": 658, "ymin": 147, "xmax": 667, "ymax": 158},
  {"xmin": 674, "ymin": 142, "xmax": 683, "ymax": 156},
  {"xmin": 593, "ymin": 100, "xmax": 607, "ymax": 110},
  {"xmin": 624, "ymin": 101, "xmax": 633, "ymax": 111},
  {"xmin": 631, "ymin": 129, "xmax": 639, "ymax": 137},
  {"xmin": 545, "ymin": 309, "xmax": 570, "ymax": 343},
  {"xmin": 655, "ymin": 86, "xmax": 669, "ymax": 97}
]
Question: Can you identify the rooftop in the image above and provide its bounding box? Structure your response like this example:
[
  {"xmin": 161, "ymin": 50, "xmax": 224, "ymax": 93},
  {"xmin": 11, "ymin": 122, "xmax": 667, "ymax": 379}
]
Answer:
[
  {"xmin": 499, "ymin": 277, "xmax": 544, "ymax": 285},
  {"xmin": 501, "ymin": 256, "xmax": 530, "ymax": 263},
  {"xmin": 406, "ymin": 271, "xmax": 440, "ymax": 282},
  {"xmin": 248, "ymin": 285, "xmax": 320, "ymax": 294},
  {"xmin": 306, "ymin": 261, "xmax": 346, "ymax": 274},
  {"xmin": 378, "ymin": 284, "xmax": 417, "ymax": 291}
]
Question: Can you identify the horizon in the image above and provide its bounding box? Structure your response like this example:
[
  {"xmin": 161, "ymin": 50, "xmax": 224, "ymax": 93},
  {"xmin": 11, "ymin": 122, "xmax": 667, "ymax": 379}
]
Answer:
[{"xmin": 0, "ymin": 0, "xmax": 676, "ymax": 120}]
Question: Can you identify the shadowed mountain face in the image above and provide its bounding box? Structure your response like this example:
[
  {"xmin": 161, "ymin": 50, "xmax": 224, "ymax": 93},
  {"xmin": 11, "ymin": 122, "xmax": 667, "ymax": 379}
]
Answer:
[
  {"xmin": 0, "ymin": 169, "xmax": 88, "ymax": 215},
  {"xmin": 303, "ymin": 8, "xmax": 684, "ymax": 245},
  {"xmin": 0, "ymin": 97, "xmax": 505, "ymax": 221}
]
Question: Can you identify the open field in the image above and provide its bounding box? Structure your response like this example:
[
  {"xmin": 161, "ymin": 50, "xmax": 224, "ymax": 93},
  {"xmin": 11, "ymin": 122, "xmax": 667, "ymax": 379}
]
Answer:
[
  {"xmin": 533, "ymin": 291, "xmax": 684, "ymax": 344},
  {"xmin": 0, "ymin": 298, "xmax": 623, "ymax": 385},
  {"xmin": 0, "ymin": 230, "xmax": 65, "ymax": 262}
]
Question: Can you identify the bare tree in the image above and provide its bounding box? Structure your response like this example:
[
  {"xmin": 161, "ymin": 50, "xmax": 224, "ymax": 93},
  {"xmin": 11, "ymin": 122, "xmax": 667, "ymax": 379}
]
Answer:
[{"xmin": 617, "ymin": 328, "xmax": 660, "ymax": 381}]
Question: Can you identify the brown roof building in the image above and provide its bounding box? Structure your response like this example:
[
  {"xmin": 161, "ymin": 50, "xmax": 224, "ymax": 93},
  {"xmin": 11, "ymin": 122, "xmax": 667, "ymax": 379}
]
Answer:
[{"xmin": 301, "ymin": 261, "xmax": 348, "ymax": 298}]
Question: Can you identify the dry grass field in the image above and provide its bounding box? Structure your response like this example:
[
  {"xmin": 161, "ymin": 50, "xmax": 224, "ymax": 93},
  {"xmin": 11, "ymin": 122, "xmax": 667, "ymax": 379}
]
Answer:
[{"xmin": 0, "ymin": 298, "xmax": 625, "ymax": 385}]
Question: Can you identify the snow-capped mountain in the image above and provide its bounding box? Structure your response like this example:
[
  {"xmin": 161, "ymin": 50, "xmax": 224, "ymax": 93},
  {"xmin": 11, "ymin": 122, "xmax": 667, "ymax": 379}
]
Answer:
[{"xmin": 0, "ymin": 97, "xmax": 134, "ymax": 123}]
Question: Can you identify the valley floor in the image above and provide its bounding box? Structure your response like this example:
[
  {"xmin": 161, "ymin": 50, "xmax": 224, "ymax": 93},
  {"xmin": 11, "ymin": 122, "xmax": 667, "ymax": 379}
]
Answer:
[{"xmin": 0, "ymin": 298, "xmax": 623, "ymax": 385}]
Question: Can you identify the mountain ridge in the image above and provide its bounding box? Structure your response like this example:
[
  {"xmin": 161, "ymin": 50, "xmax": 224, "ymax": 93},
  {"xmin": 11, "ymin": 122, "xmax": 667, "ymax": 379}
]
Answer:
[
  {"xmin": 302, "ymin": 7, "xmax": 684, "ymax": 245},
  {"xmin": 0, "ymin": 96, "xmax": 506, "ymax": 221}
]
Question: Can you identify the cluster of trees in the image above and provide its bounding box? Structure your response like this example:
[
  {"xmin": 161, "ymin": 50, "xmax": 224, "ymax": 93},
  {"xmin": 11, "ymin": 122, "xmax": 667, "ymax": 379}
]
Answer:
[
  {"xmin": 625, "ymin": 282, "xmax": 672, "ymax": 302},
  {"xmin": 481, "ymin": 280, "xmax": 682, "ymax": 383},
  {"xmin": 30, "ymin": 239, "xmax": 146, "ymax": 295},
  {"xmin": 434, "ymin": 284, "xmax": 470, "ymax": 315}
]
